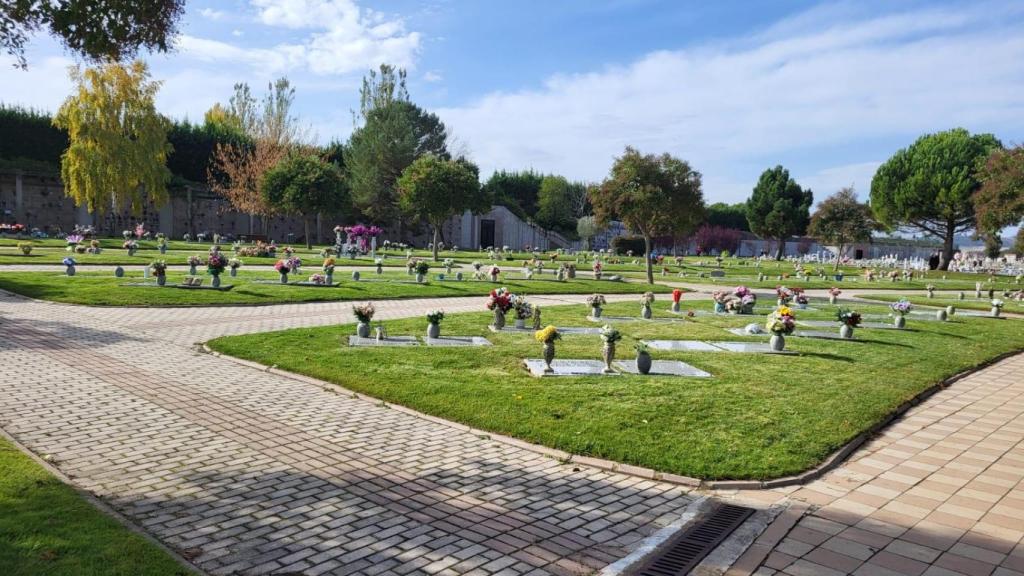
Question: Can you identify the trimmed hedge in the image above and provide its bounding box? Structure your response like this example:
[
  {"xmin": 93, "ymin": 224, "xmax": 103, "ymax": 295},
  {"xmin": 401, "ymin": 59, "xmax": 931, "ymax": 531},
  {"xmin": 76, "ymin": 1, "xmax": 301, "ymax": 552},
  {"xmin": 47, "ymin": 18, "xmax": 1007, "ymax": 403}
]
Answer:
[{"xmin": 611, "ymin": 235, "xmax": 646, "ymax": 255}]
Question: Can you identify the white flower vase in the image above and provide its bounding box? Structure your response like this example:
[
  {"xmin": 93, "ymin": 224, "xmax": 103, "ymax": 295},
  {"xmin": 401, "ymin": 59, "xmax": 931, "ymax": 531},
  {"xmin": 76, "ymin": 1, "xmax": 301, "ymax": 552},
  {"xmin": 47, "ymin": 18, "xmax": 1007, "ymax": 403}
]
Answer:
[
  {"xmin": 592, "ymin": 306, "xmax": 602, "ymax": 318},
  {"xmin": 491, "ymin": 273, "xmax": 499, "ymax": 282},
  {"xmin": 515, "ymin": 318, "xmax": 526, "ymax": 329},
  {"xmin": 946, "ymin": 306, "xmax": 955, "ymax": 317},
  {"xmin": 894, "ymin": 315, "xmax": 906, "ymax": 329},
  {"xmin": 936, "ymin": 309, "xmax": 947, "ymax": 321},
  {"xmin": 159, "ymin": 245, "xmax": 167, "ymax": 254},
  {"xmin": 492, "ymin": 309, "xmax": 506, "ymax": 330},
  {"xmin": 770, "ymin": 334, "xmax": 785, "ymax": 351},
  {"xmin": 840, "ymin": 325, "xmax": 853, "ymax": 339},
  {"xmin": 641, "ymin": 305, "xmax": 652, "ymax": 319},
  {"xmin": 427, "ymin": 323, "xmax": 440, "ymax": 339},
  {"xmin": 927, "ymin": 290, "xmax": 934, "ymax": 299},
  {"xmin": 990, "ymin": 307, "xmax": 1001, "ymax": 318},
  {"xmin": 602, "ymin": 343, "xmax": 616, "ymax": 374},
  {"xmin": 829, "ymin": 296, "xmax": 837, "ymax": 305},
  {"xmin": 356, "ymin": 322, "xmax": 370, "ymax": 338},
  {"xmin": 671, "ymin": 302, "xmax": 680, "ymax": 313},
  {"xmin": 777, "ymin": 298, "xmax": 785, "ymax": 307}
]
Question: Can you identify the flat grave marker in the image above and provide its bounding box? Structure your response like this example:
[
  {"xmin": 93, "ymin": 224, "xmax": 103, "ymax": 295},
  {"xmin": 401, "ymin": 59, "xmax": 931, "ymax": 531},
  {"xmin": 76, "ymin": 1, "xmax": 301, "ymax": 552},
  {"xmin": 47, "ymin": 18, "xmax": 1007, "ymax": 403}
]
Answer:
[
  {"xmin": 613, "ymin": 360, "xmax": 711, "ymax": 377},
  {"xmin": 422, "ymin": 336, "xmax": 492, "ymax": 347},
  {"xmin": 523, "ymin": 359, "xmax": 618, "ymax": 377},
  {"xmin": 348, "ymin": 336, "xmax": 419, "ymax": 347}
]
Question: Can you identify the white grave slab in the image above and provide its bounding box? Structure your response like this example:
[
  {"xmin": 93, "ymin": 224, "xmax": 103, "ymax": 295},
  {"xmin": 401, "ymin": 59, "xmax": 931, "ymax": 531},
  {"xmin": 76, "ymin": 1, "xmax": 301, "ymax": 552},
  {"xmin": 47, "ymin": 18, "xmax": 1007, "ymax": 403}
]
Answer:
[
  {"xmin": 348, "ymin": 336, "xmax": 419, "ymax": 347},
  {"xmin": 613, "ymin": 360, "xmax": 711, "ymax": 377},
  {"xmin": 523, "ymin": 359, "xmax": 618, "ymax": 377},
  {"xmin": 706, "ymin": 341, "xmax": 797, "ymax": 354},
  {"xmin": 645, "ymin": 340, "xmax": 722, "ymax": 352},
  {"xmin": 422, "ymin": 336, "xmax": 492, "ymax": 347}
]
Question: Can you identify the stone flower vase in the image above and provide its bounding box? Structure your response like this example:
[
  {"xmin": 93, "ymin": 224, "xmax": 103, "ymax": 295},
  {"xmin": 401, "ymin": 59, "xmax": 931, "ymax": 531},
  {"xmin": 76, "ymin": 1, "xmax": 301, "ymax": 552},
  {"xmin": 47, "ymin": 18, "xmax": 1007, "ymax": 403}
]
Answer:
[
  {"xmin": 591, "ymin": 306, "xmax": 602, "ymax": 319},
  {"xmin": 777, "ymin": 298, "xmax": 786, "ymax": 307},
  {"xmin": 990, "ymin": 306, "xmax": 1001, "ymax": 318},
  {"xmin": 416, "ymin": 273, "xmax": 425, "ymax": 283},
  {"xmin": 66, "ymin": 265, "xmax": 76, "ymax": 276},
  {"xmin": 325, "ymin": 273, "xmax": 333, "ymax": 285},
  {"xmin": 671, "ymin": 302, "xmax": 680, "ymax": 314},
  {"xmin": 602, "ymin": 343, "xmax": 616, "ymax": 374},
  {"xmin": 542, "ymin": 342, "xmax": 555, "ymax": 373},
  {"xmin": 280, "ymin": 272, "xmax": 288, "ymax": 284},
  {"xmin": 927, "ymin": 289, "xmax": 934, "ymax": 299},
  {"xmin": 769, "ymin": 333, "xmax": 785, "ymax": 351},
  {"xmin": 641, "ymin": 304, "xmax": 652, "ymax": 319},
  {"xmin": 427, "ymin": 322, "xmax": 440, "ymax": 339},
  {"xmin": 568, "ymin": 268, "xmax": 576, "ymax": 279},
  {"xmin": 159, "ymin": 244, "xmax": 167, "ymax": 254},
  {"xmin": 357, "ymin": 322, "xmax": 370, "ymax": 338},
  {"xmin": 456, "ymin": 272, "xmax": 463, "ymax": 281},
  {"xmin": 376, "ymin": 264, "xmax": 383, "ymax": 275},
  {"xmin": 114, "ymin": 266, "xmax": 124, "ymax": 278},
  {"xmin": 829, "ymin": 295, "xmax": 837, "ymax": 305},
  {"xmin": 958, "ymin": 292, "xmax": 965, "ymax": 300},
  {"xmin": 492, "ymin": 309, "xmax": 506, "ymax": 330},
  {"xmin": 212, "ymin": 274, "xmax": 221, "ymax": 288},
  {"xmin": 515, "ymin": 318, "xmax": 526, "ymax": 329},
  {"xmin": 594, "ymin": 272, "xmax": 602, "ymax": 280},
  {"xmin": 156, "ymin": 274, "xmax": 166, "ymax": 286},
  {"xmin": 894, "ymin": 315, "xmax": 906, "ymax": 329},
  {"xmin": 946, "ymin": 306, "xmax": 956, "ymax": 317},
  {"xmin": 189, "ymin": 265, "xmax": 197, "ymax": 276},
  {"xmin": 636, "ymin": 350, "xmax": 652, "ymax": 375},
  {"xmin": 352, "ymin": 271, "xmax": 360, "ymax": 281},
  {"xmin": 490, "ymin": 273, "xmax": 499, "ymax": 282},
  {"xmin": 840, "ymin": 324, "xmax": 853, "ymax": 339},
  {"xmin": 936, "ymin": 309, "xmax": 947, "ymax": 321},
  {"xmin": 230, "ymin": 267, "xmax": 238, "ymax": 277}
]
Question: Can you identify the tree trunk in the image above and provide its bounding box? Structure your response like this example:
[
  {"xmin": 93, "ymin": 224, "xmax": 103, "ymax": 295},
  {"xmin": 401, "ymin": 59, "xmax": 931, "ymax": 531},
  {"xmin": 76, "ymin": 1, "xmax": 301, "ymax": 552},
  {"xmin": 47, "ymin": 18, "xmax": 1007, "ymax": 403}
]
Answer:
[
  {"xmin": 432, "ymin": 225, "xmax": 440, "ymax": 262},
  {"xmin": 938, "ymin": 223, "xmax": 955, "ymax": 271},
  {"xmin": 834, "ymin": 243, "xmax": 844, "ymax": 271},
  {"xmin": 304, "ymin": 216, "xmax": 312, "ymax": 250},
  {"xmin": 644, "ymin": 234, "xmax": 654, "ymax": 285},
  {"xmin": 775, "ymin": 237, "xmax": 785, "ymax": 260}
]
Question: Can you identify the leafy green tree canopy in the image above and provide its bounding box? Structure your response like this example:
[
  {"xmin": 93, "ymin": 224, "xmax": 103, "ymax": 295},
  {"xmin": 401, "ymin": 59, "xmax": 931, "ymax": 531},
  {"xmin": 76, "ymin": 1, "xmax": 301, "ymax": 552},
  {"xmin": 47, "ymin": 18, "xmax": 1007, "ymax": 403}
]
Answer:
[
  {"xmin": 745, "ymin": 165, "xmax": 813, "ymax": 259},
  {"xmin": 706, "ymin": 202, "xmax": 749, "ymax": 231},
  {"xmin": 261, "ymin": 153, "xmax": 349, "ymax": 248},
  {"xmin": 975, "ymin": 145, "xmax": 1024, "ymax": 234},
  {"xmin": 482, "ymin": 170, "xmax": 543, "ymax": 219},
  {"xmin": 535, "ymin": 175, "xmax": 578, "ymax": 236},
  {"xmin": 398, "ymin": 155, "xmax": 487, "ymax": 261},
  {"xmin": 807, "ymin": 188, "xmax": 877, "ymax": 270},
  {"xmin": 870, "ymin": 128, "xmax": 1001, "ymax": 269},
  {"xmin": 53, "ymin": 60, "xmax": 171, "ymax": 215},
  {"xmin": 591, "ymin": 146, "xmax": 705, "ymax": 284},
  {"xmin": 2, "ymin": 0, "xmax": 184, "ymax": 68}
]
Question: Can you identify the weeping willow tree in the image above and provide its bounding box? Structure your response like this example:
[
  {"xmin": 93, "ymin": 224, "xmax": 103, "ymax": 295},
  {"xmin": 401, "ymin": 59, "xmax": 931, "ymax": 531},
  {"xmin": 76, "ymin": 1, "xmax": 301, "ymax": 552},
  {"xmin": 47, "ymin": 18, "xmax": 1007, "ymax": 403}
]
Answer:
[{"xmin": 53, "ymin": 60, "xmax": 171, "ymax": 215}]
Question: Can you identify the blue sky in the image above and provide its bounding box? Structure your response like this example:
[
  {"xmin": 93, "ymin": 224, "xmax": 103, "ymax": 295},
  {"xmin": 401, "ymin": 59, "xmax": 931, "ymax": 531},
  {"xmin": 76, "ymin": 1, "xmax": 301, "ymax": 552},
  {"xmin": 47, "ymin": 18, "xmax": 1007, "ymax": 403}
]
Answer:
[{"xmin": 2, "ymin": 0, "xmax": 1024, "ymax": 209}]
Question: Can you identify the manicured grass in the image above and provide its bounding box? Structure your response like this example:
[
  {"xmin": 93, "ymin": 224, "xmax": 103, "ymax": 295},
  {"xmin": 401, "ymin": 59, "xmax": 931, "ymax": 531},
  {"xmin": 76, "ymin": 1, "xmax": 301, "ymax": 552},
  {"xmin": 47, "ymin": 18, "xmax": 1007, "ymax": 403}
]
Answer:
[
  {"xmin": 0, "ymin": 270, "xmax": 670, "ymax": 307},
  {"xmin": 208, "ymin": 299, "xmax": 1024, "ymax": 480},
  {"xmin": 857, "ymin": 292, "xmax": 1024, "ymax": 313},
  {"xmin": 0, "ymin": 437, "xmax": 193, "ymax": 575}
]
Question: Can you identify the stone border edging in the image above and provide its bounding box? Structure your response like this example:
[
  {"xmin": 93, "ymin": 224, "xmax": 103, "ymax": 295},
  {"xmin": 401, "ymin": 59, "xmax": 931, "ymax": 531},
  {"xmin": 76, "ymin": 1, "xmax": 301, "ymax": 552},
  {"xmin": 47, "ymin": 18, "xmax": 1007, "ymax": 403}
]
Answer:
[
  {"xmin": 0, "ymin": 428, "xmax": 208, "ymax": 576},
  {"xmin": 203, "ymin": 343, "xmax": 1024, "ymax": 492}
]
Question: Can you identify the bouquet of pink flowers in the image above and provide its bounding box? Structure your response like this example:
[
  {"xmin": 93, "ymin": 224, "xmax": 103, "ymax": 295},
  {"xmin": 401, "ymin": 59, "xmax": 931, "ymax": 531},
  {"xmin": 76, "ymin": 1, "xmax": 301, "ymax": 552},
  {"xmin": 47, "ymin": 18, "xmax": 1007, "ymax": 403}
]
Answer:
[
  {"xmin": 206, "ymin": 252, "xmax": 226, "ymax": 275},
  {"xmin": 486, "ymin": 287, "xmax": 513, "ymax": 312}
]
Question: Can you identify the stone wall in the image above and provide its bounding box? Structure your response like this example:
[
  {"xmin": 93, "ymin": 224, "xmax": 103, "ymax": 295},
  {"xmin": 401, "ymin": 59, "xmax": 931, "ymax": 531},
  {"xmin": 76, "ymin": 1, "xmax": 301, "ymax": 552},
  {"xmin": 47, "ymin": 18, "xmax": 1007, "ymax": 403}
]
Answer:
[{"xmin": 0, "ymin": 170, "xmax": 327, "ymax": 242}]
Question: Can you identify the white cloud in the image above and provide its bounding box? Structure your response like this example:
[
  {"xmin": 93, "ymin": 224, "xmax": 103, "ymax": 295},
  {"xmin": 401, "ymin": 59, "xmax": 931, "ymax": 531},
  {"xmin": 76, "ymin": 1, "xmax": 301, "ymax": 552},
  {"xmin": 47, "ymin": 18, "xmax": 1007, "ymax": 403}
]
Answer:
[
  {"xmin": 0, "ymin": 55, "xmax": 74, "ymax": 112},
  {"xmin": 797, "ymin": 162, "xmax": 882, "ymax": 203},
  {"xmin": 423, "ymin": 70, "xmax": 443, "ymax": 83},
  {"xmin": 437, "ymin": 2, "xmax": 1024, "ymax": 203},
  {"xmin": 199, "ymin": 8, "xmax": 226, "ymax": 20},
  {"xmin": 177, "ymin": 0, "xmax": 421, "ymax": 75}
]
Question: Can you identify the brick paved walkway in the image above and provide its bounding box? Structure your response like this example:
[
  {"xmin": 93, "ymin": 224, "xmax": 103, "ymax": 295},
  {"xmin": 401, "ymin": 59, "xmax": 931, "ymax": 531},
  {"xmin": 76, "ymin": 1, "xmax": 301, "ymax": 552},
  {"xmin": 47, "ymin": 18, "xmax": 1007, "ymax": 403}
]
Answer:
[
  {"xmin": 0, "ymin": 290, "xmax": 695, "ymax": 576},
  {"xmin": 727, "ymin": 353, "xmax": 1024, "ymax": 576}
]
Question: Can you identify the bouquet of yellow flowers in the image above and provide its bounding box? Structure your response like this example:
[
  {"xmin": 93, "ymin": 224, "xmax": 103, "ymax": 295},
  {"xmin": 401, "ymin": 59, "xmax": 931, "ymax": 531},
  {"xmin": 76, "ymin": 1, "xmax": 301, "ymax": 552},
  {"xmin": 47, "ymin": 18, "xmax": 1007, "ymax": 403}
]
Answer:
[{"xmin": 534, "ymin": 325, "xmax": 561, "ymax": 343}]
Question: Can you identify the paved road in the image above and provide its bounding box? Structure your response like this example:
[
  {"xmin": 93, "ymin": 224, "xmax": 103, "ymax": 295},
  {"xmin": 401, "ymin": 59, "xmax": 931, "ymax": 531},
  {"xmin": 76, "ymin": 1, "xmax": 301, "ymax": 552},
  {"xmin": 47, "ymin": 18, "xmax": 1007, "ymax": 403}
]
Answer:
[{"xmin": 0, "ymin": 291, "xmax": 695, "ymax": 576}]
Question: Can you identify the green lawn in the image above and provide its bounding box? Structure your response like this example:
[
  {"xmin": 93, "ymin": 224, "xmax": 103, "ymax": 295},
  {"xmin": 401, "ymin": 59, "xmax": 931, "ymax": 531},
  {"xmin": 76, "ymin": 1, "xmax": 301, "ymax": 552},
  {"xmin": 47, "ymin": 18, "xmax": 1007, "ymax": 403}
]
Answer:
[
  {"xmin": 0, "ymin": 270, "xmax": 670, "ymax": 306},
  {"xmin": 0, "ymin": 437, "xmax": 193, "ymax": 575},
  {"xmin": 857, "ymin": 292, "xmax": 1024, "ymax": 313},
  {"xmin": 208, "ymin": 299, "xmax": 1024, "ymax": 480}
]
